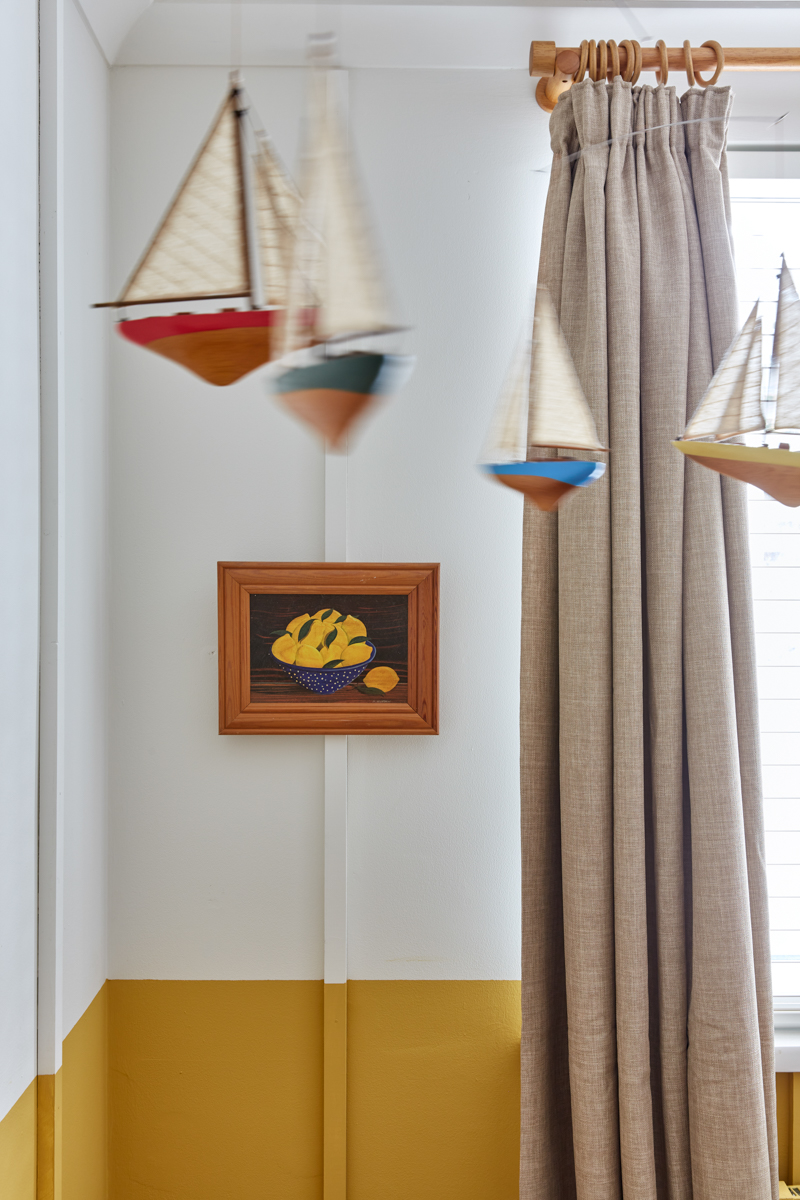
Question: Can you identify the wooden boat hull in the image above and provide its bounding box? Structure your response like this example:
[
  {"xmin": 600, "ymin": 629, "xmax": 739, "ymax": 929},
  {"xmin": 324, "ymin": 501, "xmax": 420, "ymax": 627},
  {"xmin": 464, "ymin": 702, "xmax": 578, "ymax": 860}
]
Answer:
[
  {"xmin": 673, "ymin": 441, "xmax": 800, "ymax": 507},
  {"xmin": 279, "ymin": 388, "xmax": 374, "ymax": 448},
  {"xmin": 117, "ymin": 310, "xmax": 284, "ymax": 386},
  {"xmin": 483, "ymin": 460, "xmax": 606, "ymax": 512},
  {"xmin": 272, "ymin": 353, "xmax": 406, "ymax": 447}
]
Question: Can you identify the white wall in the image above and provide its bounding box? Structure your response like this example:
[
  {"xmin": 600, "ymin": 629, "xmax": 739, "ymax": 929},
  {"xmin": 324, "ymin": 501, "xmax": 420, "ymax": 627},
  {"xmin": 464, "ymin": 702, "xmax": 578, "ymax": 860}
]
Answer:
[
  {"xmin": 39, "ymin": 0, "xmax": 110, "ymax": 1070},
  {"xmin": 107, "ymin": 59, "xmax": 541, "ymax": 981},
  {"xmin": 63, "ymin": 0, "xmax": 111, "ymax": 1034},
  {"xmin": 0, "ymin": 0, "xmax": 41, "ymax": 1123},
  {"xmin": 108, "ymin": 67, "xmax": 326, "ymax": 979},
  {"xmin": 342, "ymin": 66, "xmax": 536, "ymax": 978}
]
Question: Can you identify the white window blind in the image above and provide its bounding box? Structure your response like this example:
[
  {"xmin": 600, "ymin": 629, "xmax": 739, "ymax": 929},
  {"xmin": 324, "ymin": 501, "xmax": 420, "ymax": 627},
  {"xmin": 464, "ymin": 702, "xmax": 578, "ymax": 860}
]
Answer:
[{"xmin": 730, "ymin": 180, "xmax": 800, "ymax": 1001}]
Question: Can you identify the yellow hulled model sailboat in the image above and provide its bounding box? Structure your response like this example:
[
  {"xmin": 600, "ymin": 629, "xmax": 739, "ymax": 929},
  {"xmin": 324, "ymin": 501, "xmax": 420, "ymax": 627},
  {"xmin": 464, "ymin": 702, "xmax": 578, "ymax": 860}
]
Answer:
[
  {"xmin": 673, "ymin": 259, "xmax": 800, "ymax": 506},
  {"xmin": 96, "ymin": 74, "xmax": 302, "ymax": 385},
  {"xmin": 481, "ymin": 288, "xmax": 607, "ymax": 511},
  {"xmin": 268, "ymin": 54, "xmax": 413, "ymax": 447}
]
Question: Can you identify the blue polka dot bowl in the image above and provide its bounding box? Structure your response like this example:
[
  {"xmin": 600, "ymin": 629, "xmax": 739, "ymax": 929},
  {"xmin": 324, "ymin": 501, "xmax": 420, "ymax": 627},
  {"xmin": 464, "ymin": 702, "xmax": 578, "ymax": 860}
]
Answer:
[{"xmin": 270, "ymin": 642, "xmax": 376, "ymax": 695}]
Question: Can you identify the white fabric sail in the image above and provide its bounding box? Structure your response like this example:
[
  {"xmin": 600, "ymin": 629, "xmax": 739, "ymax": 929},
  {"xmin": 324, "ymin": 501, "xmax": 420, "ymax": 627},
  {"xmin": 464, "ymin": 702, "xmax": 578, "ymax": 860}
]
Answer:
[
  {"xmin": 715, "ymin": 315, "xmax": 764, "ymax": 441},
  {"xmin": 774, "ymin": 259, "xmax": 800, "ymax": 432},
  {"xmin": 682, "ymin": 303, "xmax": 763, "ymax": 441},
  {"xmin": 527, "ymin": 289, "xmax": 606, "ymax": 452},
  {"xmin": 287, "ymin": 69, "xmax": 394, "ymax": 346},
  {"xmin": 481, "ymin": 332, "xmax": 531, "ymax": 463},
  {"xmin": 252, "ymin": 131, "xmax": 301, "ymax": 309},
  {"xmin": 118, "ymin": 93, "xmax": 250, "ymax": 305}
]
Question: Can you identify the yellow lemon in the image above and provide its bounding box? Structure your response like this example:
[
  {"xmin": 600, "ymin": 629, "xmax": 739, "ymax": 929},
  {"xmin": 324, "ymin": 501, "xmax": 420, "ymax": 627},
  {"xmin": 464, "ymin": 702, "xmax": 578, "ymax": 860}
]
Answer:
[
  {"xmin": 342, "ymin": 641, "xmax": 372, "ymax": 666},
  {"xmin": 342, "ymin": 615, "xmax": 367, "ymax": 642},
  {"xmin": 364, "ymin": 667, "xmax": 399, "ymax": 693},
  {"xmin": 298, "ymin": 619, "xmax": 325, "ymax": 647},
  {"xmin": 296, "ymin": 644, "xmax": 323, "ymax": 668},
  {"xmin": 288, "ymin": 613, "xmax": 311, "ymax": 639},
  {"xmin": 323, "ymin": 629, "xmax": 348, "ymax": 658},
  {"xmin": 311, "ymin": 608, "xmax": 341, "ymax": 623},
  {"xmin": 321, "ymin": 642, "xmax": 345, "ymax": 665},
  {"xmin": 272, "ymin": 634, "xmax": 297, "ymax": 664}
]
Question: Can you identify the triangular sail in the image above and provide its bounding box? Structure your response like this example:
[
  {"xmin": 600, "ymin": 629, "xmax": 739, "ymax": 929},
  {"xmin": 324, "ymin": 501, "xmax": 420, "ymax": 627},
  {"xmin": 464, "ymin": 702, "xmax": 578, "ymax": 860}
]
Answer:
[
  {"xmin": 481, "ymin": 332, "xmax": 531, "ymax": 463},
  {"xmin": 528, "ymin": 289, "xmax": 606, "ymax": 452},
  {"xmin": 715, "ymin": 316, "xmax": 763, "ymax": 441},
  {"xmin": 682, "ymin": 303, "xmax": 762, "ymax": 441},
  {"xmin": 286, "ymin": 68, "xmax": 394, "ymax": 348},
  {"xmin": 118, "ymin": 92, "xmax": 250, "ymax": 306},
  {"xmin": 774, "ymin": 259, "xmax": 800, "ymax": 432},
  {"xmin": 252, "ymin": 131, "xmax": 301, "ymax": 309}
]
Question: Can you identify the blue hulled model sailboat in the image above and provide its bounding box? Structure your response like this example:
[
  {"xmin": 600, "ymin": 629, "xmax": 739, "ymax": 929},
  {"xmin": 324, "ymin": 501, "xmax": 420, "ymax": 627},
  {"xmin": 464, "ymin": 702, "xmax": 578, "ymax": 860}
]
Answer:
[{"xmin": 481, "ymin": 288, "xmax": 607, "ymax": 511}]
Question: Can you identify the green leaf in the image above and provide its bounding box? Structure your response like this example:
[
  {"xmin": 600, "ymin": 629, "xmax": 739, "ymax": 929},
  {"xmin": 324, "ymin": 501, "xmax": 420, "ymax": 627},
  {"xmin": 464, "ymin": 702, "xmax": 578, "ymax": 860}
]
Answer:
[
  {"xmin": 297, "ymin": 618, "xmax": 314, "ymax": 643},
  {"xmin": 323, "ymin": 659, "xmax": 344, "ymax": 670},
  {"xmin": 334, "ymin": 615, "xmax": 346, "ymax": 624},
  {"xmin": 270, "ymin": 629, "xmax": 291, "ymax": 637},
  {"xmin": 324, "ymin": 628, "xmax": 338, "ymax": 649},
  {"xmin": 348, "ymin": 635, "xmax": 368, "ymax": 645},
  {"xmin": 362, "ymin": 686, "xmax": 385, "ymax": 696},
  {"xmin": 320, "ymin": 608, "xmax": 334, "ymax": 622}
]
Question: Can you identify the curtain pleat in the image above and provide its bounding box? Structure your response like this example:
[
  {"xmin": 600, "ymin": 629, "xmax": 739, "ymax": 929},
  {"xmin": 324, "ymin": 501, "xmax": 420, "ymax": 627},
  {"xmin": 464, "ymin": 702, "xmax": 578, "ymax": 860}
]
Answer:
[{"xmin": 520, "ymin": 80, "xmax": 777, "ymax": 1200}]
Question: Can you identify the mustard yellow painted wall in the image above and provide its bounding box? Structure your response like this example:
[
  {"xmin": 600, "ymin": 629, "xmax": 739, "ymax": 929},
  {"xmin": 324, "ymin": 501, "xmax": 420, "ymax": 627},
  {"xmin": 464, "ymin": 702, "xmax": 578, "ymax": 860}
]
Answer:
[
  {"xmin": 2, "ymin": 979, "xmax": 522, "ymax": 1200},
  {"xmin": 37, "ymin": 1074, "xmax": 56, "ymax": 1200},
  {"xmin": 61, "ymin": 984, "xmax": 108, "ymax": 1200},
  {"xmin": 0, "ymin": 1080, "xmax": 36, "ymax": 1200},
  {"xmin": 107, "ymin": 979, "xmax": 520, "ymax": 1200},
  {"xmin": 108, "ymin": 980, "xmax": 324, "ymax": 1200},
  {"xmin": 778, "ymin": 1073, "xmax": 792, "ymax": 1184},
  {"xmin": 348, "ymin": 980, "xmax": 521, "ymax": 1200}
]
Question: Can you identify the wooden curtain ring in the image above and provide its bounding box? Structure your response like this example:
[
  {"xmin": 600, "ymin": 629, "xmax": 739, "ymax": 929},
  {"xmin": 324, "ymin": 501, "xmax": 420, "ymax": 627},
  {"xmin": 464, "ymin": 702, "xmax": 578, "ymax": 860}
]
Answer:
[
  {"xmin": 683, "ymin": 40, "xmax": 696, "ymax": 87},
  {"xmin": 694, "ymin": 40, "xmax": 725, "ymax": 87},
  {"xmin": 631, "ymin": 40, "xmax": 643, "ymax": 84},
  {"xmin": 597, "ymin": 40, "xmax": 608, "ymax": 82},
  {"xmin": 588, "ymin": 39, "xmax": 597, "ymax": 81},
  {"xmin": 619, "ymin": 39, "xmax": 634, "ymax": 82},
  {"xmin": 573, "ymin": 39, "xmax": 589, "ymax": 83},
  {"xmin": 655, "ymin": 39, "xmax": 669, "ymax": 85},
  {"xmin": 608, "ymin": 39, "xmax": 621, "ymax": 80}
]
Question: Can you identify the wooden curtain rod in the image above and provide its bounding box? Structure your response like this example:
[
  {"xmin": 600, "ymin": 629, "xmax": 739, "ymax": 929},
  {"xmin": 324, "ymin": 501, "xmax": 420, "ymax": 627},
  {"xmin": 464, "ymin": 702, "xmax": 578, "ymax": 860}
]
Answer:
[{"xmin": 530, "ymin": 40, "xmax": 800, "ymax": 111}]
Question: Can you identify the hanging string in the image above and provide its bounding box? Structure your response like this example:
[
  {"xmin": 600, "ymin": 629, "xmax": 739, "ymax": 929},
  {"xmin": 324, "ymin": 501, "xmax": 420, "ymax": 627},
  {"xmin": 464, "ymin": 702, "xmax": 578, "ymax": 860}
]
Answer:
[{"xmin": 230, "ymin": 0, "xmax": 243, "ymax": 74}]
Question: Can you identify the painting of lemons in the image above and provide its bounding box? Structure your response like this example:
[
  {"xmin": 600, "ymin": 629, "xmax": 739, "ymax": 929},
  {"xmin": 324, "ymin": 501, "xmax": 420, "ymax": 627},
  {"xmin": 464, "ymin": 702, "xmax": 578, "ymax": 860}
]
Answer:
[{"xmin": 249, "ymin": 593, "xmax": 408, "ymax": 705}]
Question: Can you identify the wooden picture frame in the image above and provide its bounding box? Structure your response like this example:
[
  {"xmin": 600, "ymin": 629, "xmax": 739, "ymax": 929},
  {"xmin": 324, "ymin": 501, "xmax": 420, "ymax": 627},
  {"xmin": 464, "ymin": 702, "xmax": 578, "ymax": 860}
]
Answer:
[{"xmin": 218, "ymin": 562, "xmax": 439, "ymax": 735}]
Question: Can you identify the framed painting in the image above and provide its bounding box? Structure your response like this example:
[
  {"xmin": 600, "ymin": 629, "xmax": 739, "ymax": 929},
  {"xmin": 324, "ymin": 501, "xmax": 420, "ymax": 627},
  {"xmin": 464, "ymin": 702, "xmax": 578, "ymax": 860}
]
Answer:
[{"xmin": 218, "ymin": 562, "xmax": 439, "ymax": 734}]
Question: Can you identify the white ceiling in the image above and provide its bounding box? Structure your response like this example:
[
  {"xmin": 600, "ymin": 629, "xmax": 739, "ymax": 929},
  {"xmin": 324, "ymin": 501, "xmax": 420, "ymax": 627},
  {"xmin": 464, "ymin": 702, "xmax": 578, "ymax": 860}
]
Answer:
[
  {"xmin": 77, "ymin": 0, "xmax": 153, "ymax": 61},
  {"xmin": 111, "ymin": 4, "xmax": 800, "ymax": 68},
  {"xmin": 75, "ymin": 0, "xmax": 799, "ymax": 67}
]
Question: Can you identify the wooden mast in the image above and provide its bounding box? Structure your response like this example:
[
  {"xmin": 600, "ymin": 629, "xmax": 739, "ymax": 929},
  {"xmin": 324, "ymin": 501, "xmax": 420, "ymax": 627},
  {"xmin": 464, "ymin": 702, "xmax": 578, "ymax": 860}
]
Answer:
[{"xmin": 231, "ymin": 75, "xmax": 262, "ymax": 311}]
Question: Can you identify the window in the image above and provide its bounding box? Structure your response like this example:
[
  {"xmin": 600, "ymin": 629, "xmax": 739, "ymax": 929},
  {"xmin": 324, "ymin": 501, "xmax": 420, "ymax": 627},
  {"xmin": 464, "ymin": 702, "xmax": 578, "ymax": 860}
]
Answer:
[{"xmin": 730, "ymin": 179, "xmax": 800, "ymax": 1004}]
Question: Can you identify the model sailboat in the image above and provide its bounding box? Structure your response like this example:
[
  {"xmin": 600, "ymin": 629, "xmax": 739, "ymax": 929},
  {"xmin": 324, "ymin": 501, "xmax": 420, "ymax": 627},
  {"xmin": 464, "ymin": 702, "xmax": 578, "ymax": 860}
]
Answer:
[
  {"xmin": 674, "ymin": 259, "xmax": 800, "ymax": 506},
  {"xmin": 481, "ymin": 288, "xmax": 607, "ymax": 511},
  {"xmin": 96, "ymin": 74, "xmax": 302, "ymax": 386},
  {"xmin": 269, "ymin": 61, "xmax": 413, "ymax": 447}
]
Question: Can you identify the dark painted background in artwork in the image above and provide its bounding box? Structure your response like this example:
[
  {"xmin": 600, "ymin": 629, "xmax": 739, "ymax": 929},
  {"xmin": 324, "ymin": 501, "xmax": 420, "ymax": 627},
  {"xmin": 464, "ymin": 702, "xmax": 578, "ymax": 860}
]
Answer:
[{"xmin": 249, "ymin": 593, "xmax": 408, "ymax": 705}]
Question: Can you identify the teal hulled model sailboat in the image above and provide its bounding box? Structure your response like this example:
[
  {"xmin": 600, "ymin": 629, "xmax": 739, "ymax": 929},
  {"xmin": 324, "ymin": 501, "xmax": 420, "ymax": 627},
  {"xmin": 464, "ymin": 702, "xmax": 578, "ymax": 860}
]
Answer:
[{"xmin": 268, "ymin": 57, "xmax": 413, "ymax": 447}]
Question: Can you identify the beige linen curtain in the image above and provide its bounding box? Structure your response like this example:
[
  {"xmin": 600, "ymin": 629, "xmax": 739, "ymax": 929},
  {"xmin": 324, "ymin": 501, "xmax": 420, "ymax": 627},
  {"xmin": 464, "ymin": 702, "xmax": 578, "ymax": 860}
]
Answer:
[{"xmin": 520, "ymin": 79, "xmax": 776, "ymax": 1200}]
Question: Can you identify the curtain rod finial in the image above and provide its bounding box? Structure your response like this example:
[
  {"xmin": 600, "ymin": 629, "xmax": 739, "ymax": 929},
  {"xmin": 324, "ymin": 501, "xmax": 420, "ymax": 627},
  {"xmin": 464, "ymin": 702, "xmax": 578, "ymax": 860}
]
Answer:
[{"xmin": 530, "ymin": 41, "xmax": 557, "ymax": 77}]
